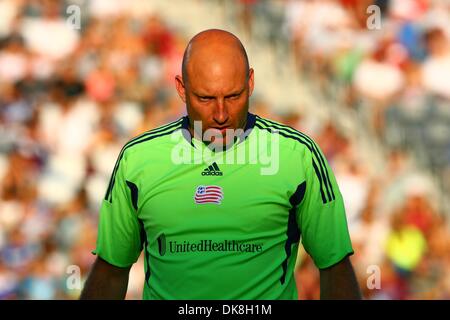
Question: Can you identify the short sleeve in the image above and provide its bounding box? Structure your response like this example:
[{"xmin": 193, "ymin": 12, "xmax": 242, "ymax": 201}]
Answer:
[
  {"xmin": 92, "ymin": 152, "xmax": 143, "ymax": 268},
  {"xmin": 298, "ymin": 144, "xmax": 354, "ymax": 269}
]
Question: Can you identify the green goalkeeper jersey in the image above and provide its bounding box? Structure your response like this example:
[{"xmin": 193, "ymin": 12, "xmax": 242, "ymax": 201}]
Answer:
[{"xmin": 93, "ymin": 113, "xmax": 353, "ymax": 300}]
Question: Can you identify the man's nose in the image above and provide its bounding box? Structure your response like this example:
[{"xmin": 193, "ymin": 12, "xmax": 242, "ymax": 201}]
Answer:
[{"xmin": 213, "ymin": 99, "xmax": 229, "ymax": 124}]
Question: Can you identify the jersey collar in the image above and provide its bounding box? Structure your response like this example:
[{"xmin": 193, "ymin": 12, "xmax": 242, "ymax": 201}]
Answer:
[{"xmin": 181, "ymin": 112, "xmax": 256, "ymax": 150}]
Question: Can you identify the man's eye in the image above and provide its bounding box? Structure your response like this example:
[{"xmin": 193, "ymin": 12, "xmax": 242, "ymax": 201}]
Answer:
[
  {"xmin": 199, "ymin": 97, "xmax": 212, "ymax": 102},
  {"xmin": 228, "ymin": 94, "xmax": 240, "ymax": 100}
]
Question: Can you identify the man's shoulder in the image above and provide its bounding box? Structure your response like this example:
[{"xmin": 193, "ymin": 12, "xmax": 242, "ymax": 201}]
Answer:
[
  {"xmin": 121, "ymin": 117, "xmax": 185, "ymax": 159},
  {"xmin": 253, "ymin": 114, "xmax": 318, "ymax": 154}
]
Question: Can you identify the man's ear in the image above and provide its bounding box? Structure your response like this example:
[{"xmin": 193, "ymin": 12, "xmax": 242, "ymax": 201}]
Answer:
[
  {"xmin": 175, "ymin": 75, "xmax": 186, "ymax": 103},
  {"xmin": 248, "ymin": 68, "xmax": 255, "ymax": 97}
]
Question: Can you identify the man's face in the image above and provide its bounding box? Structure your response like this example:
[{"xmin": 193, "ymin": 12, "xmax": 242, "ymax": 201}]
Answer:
[{"xmin": 176, "ymin": 58, "xmax": 254, "ymax": 148}]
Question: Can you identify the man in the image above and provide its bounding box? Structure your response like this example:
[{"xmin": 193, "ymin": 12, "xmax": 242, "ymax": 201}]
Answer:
[{"xmin": 80, "ymin": 29, "xmax": 361, "ymax": 300}]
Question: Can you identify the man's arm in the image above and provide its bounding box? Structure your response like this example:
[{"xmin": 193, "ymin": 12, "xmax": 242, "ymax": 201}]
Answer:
[
  {"xmin": 80, "ymin": 257, "xmax": 131, "ymax": 300},
  {"xmin": 319, "ymin": 256, "xmax": 362, "ymax": 300}
]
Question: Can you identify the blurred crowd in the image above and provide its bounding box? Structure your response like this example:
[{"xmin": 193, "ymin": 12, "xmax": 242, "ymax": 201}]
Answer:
[
  {"xmin": 281, "ymin": 0, "xmax": 450, "ymax": 194},
  {"xmin": 235, "ymin": 0, "xmax": 450, "ymax": 182},
  {"xmin": 0, "ymin": 0, "xmax": 449, "ymax": 300}
]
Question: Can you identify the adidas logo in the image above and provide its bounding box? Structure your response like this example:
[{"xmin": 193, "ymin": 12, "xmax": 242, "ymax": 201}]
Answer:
[{"xmin": 202, "ymin": 162, "xmax": 223, "ymax": 176}]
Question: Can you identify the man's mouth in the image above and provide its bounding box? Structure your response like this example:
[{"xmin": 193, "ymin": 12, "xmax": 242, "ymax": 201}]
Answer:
[{"xmin": 211, "ymin": 127, "xmax": 231, "ymax": 135}]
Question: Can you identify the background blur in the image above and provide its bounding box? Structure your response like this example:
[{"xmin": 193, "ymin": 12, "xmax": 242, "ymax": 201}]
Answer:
[{"xmin": 0, "ymin": 0, "xmax": 449, "ymax": 300}]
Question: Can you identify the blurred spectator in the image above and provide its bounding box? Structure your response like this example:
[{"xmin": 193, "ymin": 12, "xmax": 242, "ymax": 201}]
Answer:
[
  {"xmin": 386, "ymin": 210, "xmax": 427, "ymax": 277},
  {"xmin": 21, "ymin": 1, "xmax": 79, "ymax": 61},
  {"xmin": 351, "ymin": 194, "xmax": 390, "ymax": 274},
  {"xmin": 0, "ymin": 35, "xmax": 27, "ymax": 83},
  {"xmin": 353, "ymin": 38, "xmax": 406, "ymax": 102},
  {"xmin": 389, "ymin": 0, "xmax": 429, "ymax": 21},
  {"xmin": 85, "ymin": 60, "xmax": 116, "ymax": 103},
  {"xmin": 422, "ymin": 27, "xmax": 450, "ymax": 100}
]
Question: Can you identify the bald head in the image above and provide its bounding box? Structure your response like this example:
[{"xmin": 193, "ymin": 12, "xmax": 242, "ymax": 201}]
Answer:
[
  {"xmin": 181, "ymin": 29, "xmax": 250, "ymax": 84},
  {"xmin": 174, "ymin": 29, "xmax": 254, "ymax": 145}
]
